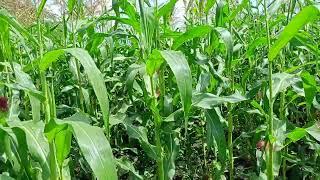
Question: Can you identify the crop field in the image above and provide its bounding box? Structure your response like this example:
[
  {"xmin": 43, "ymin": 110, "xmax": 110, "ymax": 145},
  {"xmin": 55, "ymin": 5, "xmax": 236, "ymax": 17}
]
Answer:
[{"xmin": 0, "ymin": 0, "xmax": 319, "ymax": 179}]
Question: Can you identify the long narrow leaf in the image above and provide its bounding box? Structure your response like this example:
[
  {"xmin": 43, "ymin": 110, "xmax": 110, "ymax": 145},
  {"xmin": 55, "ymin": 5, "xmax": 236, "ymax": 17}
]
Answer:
[
  {"xmin": 160, "ymin": 50, "xmax": 192, "ymax": 117},
  {"xmin": 268, "ymin": 5, "xmax": 320, "ymax": 61}
]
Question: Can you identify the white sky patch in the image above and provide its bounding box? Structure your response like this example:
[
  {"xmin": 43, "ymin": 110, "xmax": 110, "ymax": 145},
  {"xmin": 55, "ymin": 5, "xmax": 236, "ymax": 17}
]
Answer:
[
  {"xmin": 46, "ymin": 0, "xmax": 62, "ymax": 16},
  {"xmin": 44, "ymin": 0, "xmax": 187, "ymax": 29}
]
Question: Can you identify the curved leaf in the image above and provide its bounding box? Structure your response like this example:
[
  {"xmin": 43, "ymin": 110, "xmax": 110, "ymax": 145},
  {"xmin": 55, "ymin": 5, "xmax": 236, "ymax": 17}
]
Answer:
[
  {"xmin": 160, "ymin": 50, "xmax": 192, "ymax": 116},
  {"xmin": 193, "ymin": 91, "xmax": 247, "ymax": 109},
  {"xmin": 13, "ymin": 63, "xmax": 41, "ymax": 122},
  {"xmin": 46, "ymin": 113, "xmax": 118, "ymax": 180},
  {"xmin": 172, "ymin": 25, "xmax": 212, "ymax": 50},
  {"xmin": 38, "ymin": 48, "xmax": 110, "ymax": 136},
  {"xmin": 39, "ymin": 49, "xmax": 65, "ymax": 71},
  {"xmin": 67, "ymin": 121, "xmax": 117, "ymax": 180},
  {"xmin": 9, "ymin": 121, "xmax": 51, "ymax": 179},
  {"xmin": 65, "ymin": 48, "xmax": 110, "ymax": 134},
  {"xmin": 205, "ymin": 108, "xmax": 227, "ymax": 176},
  {"xmin": 286, "ymin": 128, "xmax": 307, "ymax": 142},
  {"xmin": 266, "ymin": 73, "xmax": 300, "ymax": 100},
  {"xmin": 306, "ymin": 122, "xmax": 320, "ymax": 142},
  {"xmin": 268, "ymin": 5, "xmax": 320, "ymax": 61},
  {"xmin": 157, "ymin": 0, "xmax": 177, "ymax": 18},
  {"xmin": 214, "ymin": 27, "xmax": 233, "ymax": 68},
  {"xmin": 116, "ymin": 158, "xmax": 143, "ymax": 179}
]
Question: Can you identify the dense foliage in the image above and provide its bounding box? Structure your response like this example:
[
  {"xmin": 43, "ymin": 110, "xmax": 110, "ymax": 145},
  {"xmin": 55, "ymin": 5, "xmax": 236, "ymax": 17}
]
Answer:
[{"xmin": 0, "ymin": 0, "xmax": 319, "ymax": 179}]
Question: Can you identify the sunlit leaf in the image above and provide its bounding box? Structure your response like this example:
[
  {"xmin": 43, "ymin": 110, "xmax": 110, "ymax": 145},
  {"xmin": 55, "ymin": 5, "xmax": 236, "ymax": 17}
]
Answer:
[
  {"xmin": 160, "ymin": 50, "xmax": 192, "ymax": 116},
  {"xmin": 268, "ymin": 5, "xmax": 320, "ymax": 61}
]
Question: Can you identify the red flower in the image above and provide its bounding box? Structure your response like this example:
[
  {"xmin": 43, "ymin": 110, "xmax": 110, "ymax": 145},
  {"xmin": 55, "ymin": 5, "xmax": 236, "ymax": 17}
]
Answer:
[{"xmin": 0, "ymin": 96, "xmax": 9, "ymax": 112}]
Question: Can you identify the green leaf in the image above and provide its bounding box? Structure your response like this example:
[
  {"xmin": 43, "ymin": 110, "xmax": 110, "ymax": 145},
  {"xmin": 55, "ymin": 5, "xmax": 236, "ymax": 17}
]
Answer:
[
  {"xmin": 98, "ymin": 16, "xmax": 141, "ymax": 32},
  {"xmin": 3, "ymin": 83, "xmax": 45, "ymax": 103},
  {"xmin": 0, "ymin": 19, "xmax": 11, "ymax": 60},
  {"xmin": 160, "ymin": 50, "xmax": 192, "ymax": 117},
  {"xmin": 193, "ymin": 91, "xmax": 247, "ymax": 109},
  {"xmin": 300, "ymin": 71, "xmax": 317, "ymax": 109},
  {"xmin": 204, "ymin": 0, "xmax": 216, "ymax": 14},
  {"xmin": 205, "ymin": 108, "xmax": 227, "ymax": 174},
  {"xmin": 39, "ymin": 49, "xmax": 65, "ymax": 71},
  {"xmin": 146, "ymin": 50, "xmax": 164, "ymax": 76},
  {"xmin": 157, "ymin": 0, "xmax": 177, "ymax": 18},
  {"xmin": 163, "ymin": 134, "xmax": 179, "ymax": 180},
  {"xmin": 118, "ymin": 0, "xmax": 138, "ymax": 21},
  {"xmin": 214, "ymin": 27, "xmax": 233, "ymax": 68},
  {"xmin": 0, "ymin": 173, "xmax": 15, "ymax": 180},
  {"xmin": 65, "ymin": 48, "xmax": 110, "ymax": 134},
  {"xmin": 116, "ymin": 158, "xmax": 143, "ymax": 179},
  {"xmin": 0, "ymin": 126, "xmax": 36, "ymax": 179},
  {"xmin": 268, "ymin": 5, "xmax": 320, "ymax": 61},
  {"xmin": 172, "ymin": 25, "xmax": 212, "ymax": 50},
  {"xmin": 55, "ymin": 129, "xmax": 72, "ymax": 168},
  {"xmin": 9, "ymin": 121, "xmax": 51, "ymax": 179},
  {"xmin": 126, "ymin": 64, "xmax": 143, "ymax": 87},
  {"xmin": 68, "ymin": 0, "xmax": 77, "ymax": 13},
  {"xmin": 267, "ymin": 73, "xmax": 299, "ymax": 100},
  {"xmin": 286, "ymin": 128, "xmax": 307, "ymax": 142},
  {"xmin": 39, "ymin": 48, "xmax": 110, "ymax": 135},
  {"xmin": 215, "ymin": 1, "xmax": 227, "ymax": 27},
  {"xmin": 44, "ymin": 120, "xmax": 71, "ymax": 175},
  {"xmin": 125, "ymin": 123, "xmax": 157, "ymax": 160},
  {"xmin": 36, "ymin": 0, "xmax": 47, "ymax": 18},
  {"xmin": 63, "ymin": 113, "xmax": 118, "ymax": 180},
  {"xmin": 13, "ymin": 63, "xmax": 41, "ymax": 122},
  {"xmin": 306, "ymin": 122, "xmax": 320, "ymax": 142}
]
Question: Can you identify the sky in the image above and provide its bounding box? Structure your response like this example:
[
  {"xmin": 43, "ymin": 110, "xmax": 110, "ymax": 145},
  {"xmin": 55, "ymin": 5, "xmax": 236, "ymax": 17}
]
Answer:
[
  {"xmin": 45, "ymin": 0, "xmax": 187, "ymax": 28},
  {"xmin": 46, "ymin": 0, "xmax": 62, "ymax": 15},
  {"xmin": 46, "ymin": 0, "xmax": 182, "ymax": 16}
]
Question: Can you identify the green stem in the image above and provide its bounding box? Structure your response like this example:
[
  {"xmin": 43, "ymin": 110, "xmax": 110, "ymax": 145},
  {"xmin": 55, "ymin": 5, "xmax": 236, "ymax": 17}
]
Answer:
[
  {"xmin": 227, "ymin": 104, "xmax": 234, "ymax": 179},
  {"xmin": 267, "ymin": 63, "xmax": 274, "ymax": 180},
  {"xmin": 150, "ymin": 76, "xmax": 164, "ymax": 180},
  {"xmin": 226, "ymin": 0, "xmax": 234, "ymax": 178},
  {"xmin": 263, "ymin": 0, "xmax": 274, "ymax": 178},
  {"xmin": 38, "ymin": 18, "xmax": 58, "ymax": 180},
  {"xmin": 280, "ymin": 41, "xmax": 287, "ymax": 180},
  {"xmin": 280, "ymin": 92, "xmax": 286, "ymax": 179},
  {"xmin": 71, "ymin": 12, "xmax": 84, "ymax": 111},
  {"xmin": 202, "ymin": 112, "xmax": 207, "ymax": 173}
]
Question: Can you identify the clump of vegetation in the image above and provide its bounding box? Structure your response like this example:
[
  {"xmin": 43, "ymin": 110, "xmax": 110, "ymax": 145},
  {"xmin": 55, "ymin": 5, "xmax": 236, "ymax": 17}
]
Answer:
[{"xmin": 0, "ymin": 0, "xmax": 319, "ymax": 179}]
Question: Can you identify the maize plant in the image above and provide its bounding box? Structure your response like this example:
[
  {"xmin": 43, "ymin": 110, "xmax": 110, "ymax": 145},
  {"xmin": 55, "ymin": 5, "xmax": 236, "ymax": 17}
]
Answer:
[{"xmin": 0, "ymin": 0, "xmax": 319, "ymax": 179}]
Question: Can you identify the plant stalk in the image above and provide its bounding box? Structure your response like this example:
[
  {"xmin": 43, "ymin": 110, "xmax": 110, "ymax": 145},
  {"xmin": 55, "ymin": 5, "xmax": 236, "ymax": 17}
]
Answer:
[
  {"xmin": 150, "ymin": 76, "xmax": 164, "ymax": 180},
  {"xmin": 227, "ymin": 103, "xmax": 234, "ymax": 179},
  {"xmin": 227, "ymin": 2, "xmax": 234, "ymax": 178},
  {"xmin": 263, "ymin": 0, "xmax": 274, "ymax": 178},
  {"xmin": 71, "ymin": 10, "xmax": 84, "ymax": 111},
  {"xmin": 37, "ymin": 15, "xmax": 58, "ymax": 180}
]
